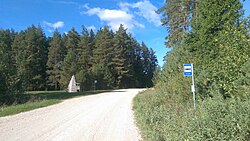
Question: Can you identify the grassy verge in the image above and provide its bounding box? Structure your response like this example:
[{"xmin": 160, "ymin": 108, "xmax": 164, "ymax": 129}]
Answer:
[
  {"xmin": 0, "ymin": 100, "xmax": 60, "ymax": 117},
  {"xmin": 133, "ymin": 89, "xmax": 250, "ymax": 141},
  {"xmin": 0, "ymin": 90, "xmax": 111, "ymax": 117}
]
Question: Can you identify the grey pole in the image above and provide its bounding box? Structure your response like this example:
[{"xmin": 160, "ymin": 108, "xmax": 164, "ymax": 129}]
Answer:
[
  {"xmin": 191, "ymin": 64, "xmax": 196, "ymax": 113},
  {"xmin": 94, "ymin": 80, "xmax": 97, "ymax": 91}
]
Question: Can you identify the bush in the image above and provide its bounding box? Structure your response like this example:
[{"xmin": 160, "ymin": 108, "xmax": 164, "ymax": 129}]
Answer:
[
  {"xmin": 188, "ymin": 96, "xmax": 250, "ymax": 141},
  {"xmin": 0, "ymin": 94, "xmax": 31, "ymax": 106},
  {"xmin": 133, "ymin": 89, "xmax": 167, "ymax": 140},
  {"xmin": 133, "ymin": 89, "xmax": 250, "ymax": 141}
]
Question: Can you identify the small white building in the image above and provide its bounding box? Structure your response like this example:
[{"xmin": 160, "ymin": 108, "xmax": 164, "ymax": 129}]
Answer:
[{"xmin": 67, "ymin": 75, "xmax": 80, "ymax": 93}]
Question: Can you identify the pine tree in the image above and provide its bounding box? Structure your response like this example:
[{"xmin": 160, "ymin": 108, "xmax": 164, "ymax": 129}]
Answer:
[{"xmin": 157, "ymin": 0, "xmax": 194, "ymax": 47}]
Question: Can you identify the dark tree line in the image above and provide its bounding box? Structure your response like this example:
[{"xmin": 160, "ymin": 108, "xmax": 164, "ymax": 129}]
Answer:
[
  {"xmin": 0, "ymin": 24, "xmax": 158, "ymax": 95},
  {"xmin": 156, "ymin": 0, "xmax": 250, "ymax": 99}
]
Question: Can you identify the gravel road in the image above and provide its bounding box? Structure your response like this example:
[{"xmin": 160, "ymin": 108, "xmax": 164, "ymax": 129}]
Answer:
[{"xmin": 0, "ymin": 89, "xmax": 145, "ymax": 141}]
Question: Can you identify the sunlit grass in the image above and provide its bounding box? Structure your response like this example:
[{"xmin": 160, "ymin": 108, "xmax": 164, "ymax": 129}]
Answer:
[
  {"xmin": 0, "ymin": 100, "xmax": 60, "ymax": 117},
  {"xmin": 0, "ymin": 90, "xmax": 112, "ymax": 117}
]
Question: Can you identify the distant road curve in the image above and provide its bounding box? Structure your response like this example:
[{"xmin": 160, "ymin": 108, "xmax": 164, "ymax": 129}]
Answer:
[{"xmin": 0, "ymin": 89, "xmax": 145, "ymax": 141}]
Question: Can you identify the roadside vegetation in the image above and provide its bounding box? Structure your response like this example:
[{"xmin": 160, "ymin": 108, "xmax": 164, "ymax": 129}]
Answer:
[
  {"xmin": 0, "ymin": 90, "xmax": 110, "ymax": 117},
  {"xmin": 134, "ymin": 0, "xmax": 250, "ymax": 140},
  {"xmin": 134, "ymin": 89, "xmax": 250, "ymax": 140},
  {"xmin": 0, "ymin": 100, "xmax": 59, "ymax": 117}
]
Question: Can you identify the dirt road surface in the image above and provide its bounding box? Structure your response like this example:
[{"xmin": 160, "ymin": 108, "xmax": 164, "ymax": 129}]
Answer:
[{"xmin": 0, "ymin": 89, "xmax": 145, "ymax": 141}]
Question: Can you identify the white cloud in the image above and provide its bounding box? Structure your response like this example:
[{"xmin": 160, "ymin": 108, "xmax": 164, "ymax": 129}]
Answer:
[
  {"xmin": 81, "ymin": 0, "xmax": 160, "ymax": 31},
  {"xmin": 118, "ymin": 2, "xmax": 131, "ymax": 12},
  {"xmin": 48, "ymin": 0, "xmax": 77, "ymax": 5},
  {"xmin": 81, "ymin": 3, "xmax": 90, "ymax": 9},
  {"xmin": 87, "ymin": 25, "xmax": 96, "ymax": 31},
  {"xmin": 119, "ymin": 0, "xmax": 161, "ymax": 26},
  {"xmin": 81, "ymin": 5, "xmax": 144, "ymax": 31},
  {"xmin": 43, "ymin": 21, "xmax": 64, "ymax": 29}
]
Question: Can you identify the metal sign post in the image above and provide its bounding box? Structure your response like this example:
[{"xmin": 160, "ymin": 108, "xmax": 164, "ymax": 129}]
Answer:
[
  {"xmin": 94, "ymin": 80, "xmax": 97, "ymax": 91},
  {"xmin": 191, "ymin": 64, "xmax": 196, "ymax": 113},
  {"xmin": 184, "ymin": 64, "xmax": 196, "ymax": 113}
]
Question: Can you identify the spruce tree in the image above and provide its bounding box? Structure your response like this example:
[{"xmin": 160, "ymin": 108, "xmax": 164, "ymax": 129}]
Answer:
[
  {"xmin": 0, "ymin": 29, "xmax": 17, "ymax": 95},
  {"xmin": 66, "ymin": 28, "xmax": 80, "ymax": 49},
  {"xmin": 60, "ymin": 28, "xmax": 80, "ymax": 89},
  {"xmin": 88, "ymin": 29, "xmax": 95, "ymax": 57},
  {"xmin": 78, "ymin": 25, "xmax": 91, "ymax": 69},
  {"xmin": 140, "ymin": 41, "xmax": 151, "ymax": 87},
  {"xmin": 46, "ymin": 30, "xmax": 65, "ymax": 90},
  {"xmin": 131, "ymin": 37, "xmax": 144, "ymax": 87},
  {"xmin": 12, "ymin": 31, "xmax": 26, "ymax": 91},
  {"xmin": 112, "ymin": 24, "xmax": 134, "ymax": 88},
  {"xmin": 12, "ymin": 25, "xmax": 47, "ymax": 91},
  {"xmin": 60, "ymin": 48, "xmax": 78, "ymax": 89},
  {"xmin": 147, "ymin": 48, "xmax": 158, "ymax": 87},
  {"xmin": 187, "ymin": 0, "xmax": 247, "ymax": 98},
  {"xmin": 92, "ymin": 26, "xmax": 115, "ymax": 89},
  {"xmin": 77, "ymin": 25, "xmax": 93, "ymax": 90}
]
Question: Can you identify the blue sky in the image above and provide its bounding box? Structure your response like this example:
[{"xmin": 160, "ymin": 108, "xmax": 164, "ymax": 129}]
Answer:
[{"xmin": 0, "ymin": 0, "xmax": 250, "ymax": 67}]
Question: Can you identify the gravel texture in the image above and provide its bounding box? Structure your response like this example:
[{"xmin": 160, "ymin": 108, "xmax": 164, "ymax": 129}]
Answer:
[{"xmin": 0, "ymin": 89, "xmax": 145, "ymax": 141}]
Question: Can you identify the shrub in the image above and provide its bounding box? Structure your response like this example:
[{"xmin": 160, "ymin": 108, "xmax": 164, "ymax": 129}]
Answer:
[
  {"xmin": 187, "ymin": 96, "xmax": 250, "ymax": 141},
  {"xmin": 133, "ymin": 89, "xmax": 250, "ymax": 141}
]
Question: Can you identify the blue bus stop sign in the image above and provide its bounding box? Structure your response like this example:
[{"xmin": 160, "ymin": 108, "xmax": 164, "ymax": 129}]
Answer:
[
  {"xmin": 184, "ymin": 64, "xmax": 192, "ymax": 76},
  {"xmin": 183, "ymin": 64, "xmax": 196, "ymax": 113}
]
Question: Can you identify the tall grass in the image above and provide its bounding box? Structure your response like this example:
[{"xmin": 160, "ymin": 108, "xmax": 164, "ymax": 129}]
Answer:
[{"xmin": 133, "ymin": 89, "xmax": 250, "ymax": 141}]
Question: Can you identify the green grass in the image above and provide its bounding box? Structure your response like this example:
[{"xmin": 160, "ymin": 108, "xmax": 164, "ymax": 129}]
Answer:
[
  {"xmin": 24, "ymin": 90, "xmax": 111, "ymax": 100},
  {"xmin": 0, "ymin": 100, "xmax": 60, "ymax": 117},
  {"xmin": 0, "ymin": 90, "xmax": 112, "ymax": 117}
]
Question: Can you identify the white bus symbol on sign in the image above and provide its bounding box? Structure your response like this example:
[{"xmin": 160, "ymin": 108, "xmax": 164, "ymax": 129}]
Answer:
[{"xmin": 184, "ymin": 64, "xmax": 192, "ymax": 76}]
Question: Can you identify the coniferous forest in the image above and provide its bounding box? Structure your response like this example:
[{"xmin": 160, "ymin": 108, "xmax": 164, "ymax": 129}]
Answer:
[{"xmin": 0, "ymin": 24, "xmax": 158, "ymax": 95}]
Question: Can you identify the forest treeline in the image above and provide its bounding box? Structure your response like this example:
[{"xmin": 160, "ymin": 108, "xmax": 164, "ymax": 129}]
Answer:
[
  {"xmin": 0, "ymin": 24, "xmax": 158, "ymax": 95},
  {"xmin": 156, "ymin": 0, "xmax": 250, "ymax": 99},
  {"xmin": 134, "ymin": 0, "xmax": 250, "ymax": 140}
]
